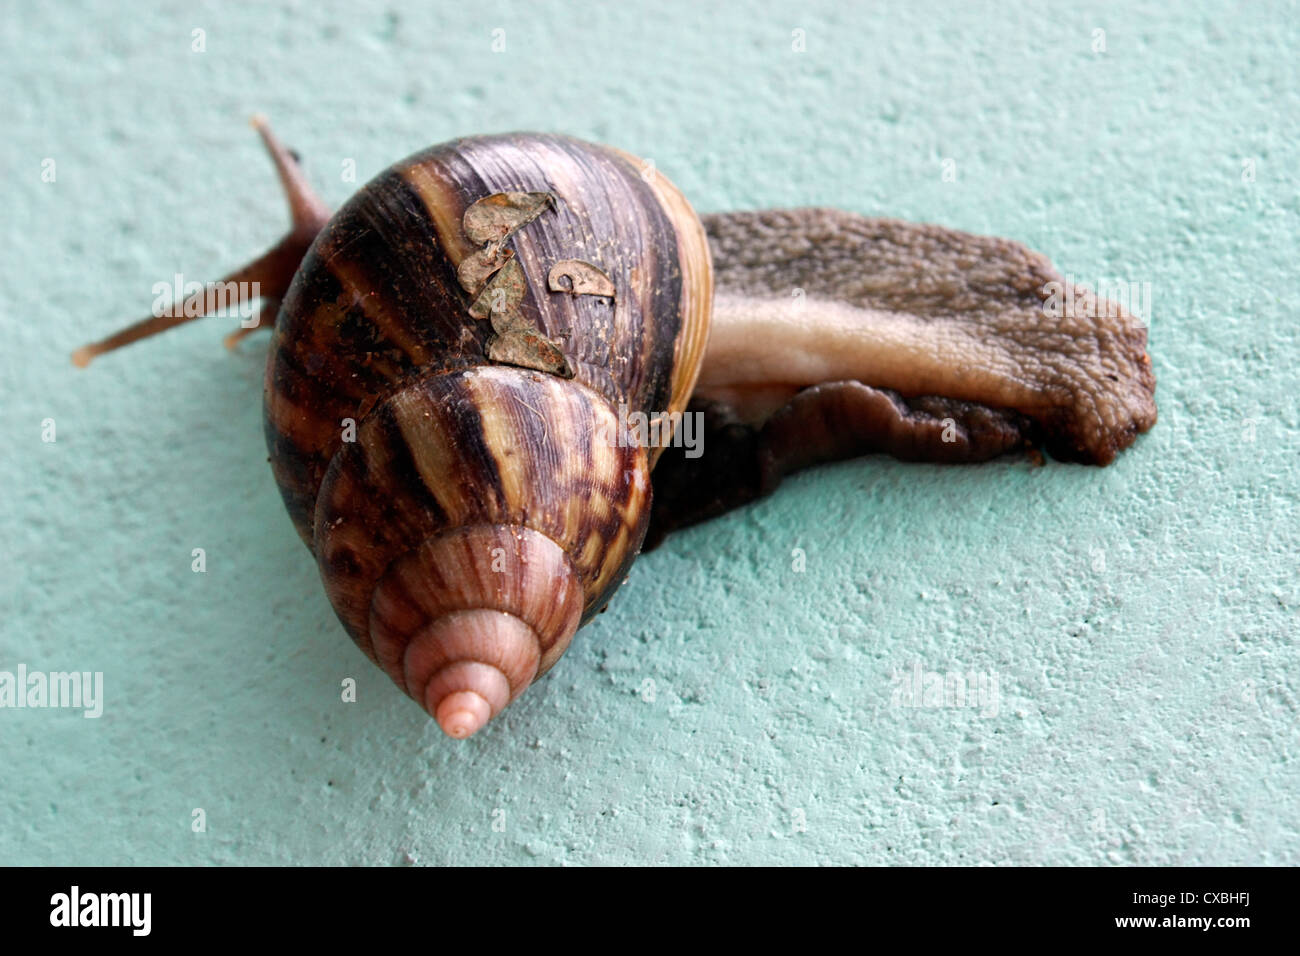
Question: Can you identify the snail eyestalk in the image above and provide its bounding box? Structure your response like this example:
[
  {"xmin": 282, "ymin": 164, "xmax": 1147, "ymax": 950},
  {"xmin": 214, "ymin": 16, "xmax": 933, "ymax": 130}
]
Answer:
[{"xmin": 71, "ymin": 116, "xmax": 329, "ymax": 368}]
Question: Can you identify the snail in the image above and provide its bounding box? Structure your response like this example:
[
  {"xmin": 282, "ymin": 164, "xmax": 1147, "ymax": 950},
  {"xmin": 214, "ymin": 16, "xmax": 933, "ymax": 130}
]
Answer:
[{"xmin": 74, "ymin": 119, "xmax": 1156, "ymax": 738}]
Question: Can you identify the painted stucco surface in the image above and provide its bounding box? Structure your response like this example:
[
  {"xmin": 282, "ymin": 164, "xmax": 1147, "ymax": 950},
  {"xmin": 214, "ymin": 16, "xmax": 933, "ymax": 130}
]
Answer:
[{"xmin": 2, "ymin": 0, "xmax": 1296, "ymax": 865}]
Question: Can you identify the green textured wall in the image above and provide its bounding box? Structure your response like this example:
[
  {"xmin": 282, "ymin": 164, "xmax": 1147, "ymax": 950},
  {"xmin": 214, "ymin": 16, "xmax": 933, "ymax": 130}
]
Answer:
[{"xmin": 2, "ymin": 0, "xmax": 1296, "ymax": 865}]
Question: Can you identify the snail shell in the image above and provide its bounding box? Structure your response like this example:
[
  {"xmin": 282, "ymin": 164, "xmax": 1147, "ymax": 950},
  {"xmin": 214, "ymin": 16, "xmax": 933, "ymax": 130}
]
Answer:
[{"xmin": 263, "ymin": 134, "xmax": 712, "ymax": 736}]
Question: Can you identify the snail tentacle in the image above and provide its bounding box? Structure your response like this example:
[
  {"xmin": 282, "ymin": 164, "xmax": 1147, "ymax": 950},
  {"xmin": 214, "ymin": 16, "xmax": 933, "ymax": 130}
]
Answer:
[
  {"xmin": 222, "ymin": 295, "xmax": 281, "ymax": 349},
  {"xmin": 249, "ymin": 114, "xmax": 331, "ymax": 239},
  {"xmin": 71, "ymin": 118, "xmax": 329, "ymax": 366}
]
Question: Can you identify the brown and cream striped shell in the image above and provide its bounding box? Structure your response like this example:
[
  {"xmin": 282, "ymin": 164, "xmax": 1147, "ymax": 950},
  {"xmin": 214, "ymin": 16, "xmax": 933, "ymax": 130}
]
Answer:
[{"xmin": 262, "ymin": 133, "xmax": 713, "ymax": 737}]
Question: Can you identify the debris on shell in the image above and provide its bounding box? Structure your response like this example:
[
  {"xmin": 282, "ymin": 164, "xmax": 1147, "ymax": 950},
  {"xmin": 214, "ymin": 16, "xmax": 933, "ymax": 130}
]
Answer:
[
  {"xmin": 456, "ymin": 190, "xmax": 603, "ymax": 379},
  {"xmin": 457, "ymin": 243, "xmax": 513, "ymax": 295},
  {"xmin": 469, "ymin": 258, "xmax": 528, "ymax": 322},
  {"xmin": 488, "ymin": 328, "xmax": 574, "ymax": 378},
  {"xmin": 548, "ymin": 259, "xmax": 616, "ymax": 299},
  {"xmin": 463, "ymin": 191, "xmax": 556, "ymax": 245}
]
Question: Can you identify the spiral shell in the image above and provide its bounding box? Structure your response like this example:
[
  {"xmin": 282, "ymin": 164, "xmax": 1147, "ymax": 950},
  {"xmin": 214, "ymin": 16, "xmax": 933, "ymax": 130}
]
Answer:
[{"xmin": 262, "ymin": 133, "xmax": 713, "ymax": 735}]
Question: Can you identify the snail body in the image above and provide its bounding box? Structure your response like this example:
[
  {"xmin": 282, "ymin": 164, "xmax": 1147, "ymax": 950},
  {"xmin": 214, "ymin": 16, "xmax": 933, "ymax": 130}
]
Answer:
[{"xmin": 76, "ymin": 120, "xmax": 1156, "ymax": 738}]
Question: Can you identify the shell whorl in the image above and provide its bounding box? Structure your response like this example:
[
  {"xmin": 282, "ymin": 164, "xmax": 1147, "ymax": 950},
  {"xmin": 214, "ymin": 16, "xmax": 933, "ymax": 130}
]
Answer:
[
  {"xmin": 263, "ymin": 133, "xmax": 712, "ymax": 736},
  {"xmin": 264, "ymin": 132, "xmax": 711, "ymax": 546},
  {"xmin": 313, "ymin": 367, "xmax": 650, "ymax": 736},
  {"xmin": 378, "ymin": 526, "xmax": 586, "ymax": 738},
  {"xmin": 315, "ymin": 367, "xmax": 649, "ymax": 628}
]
